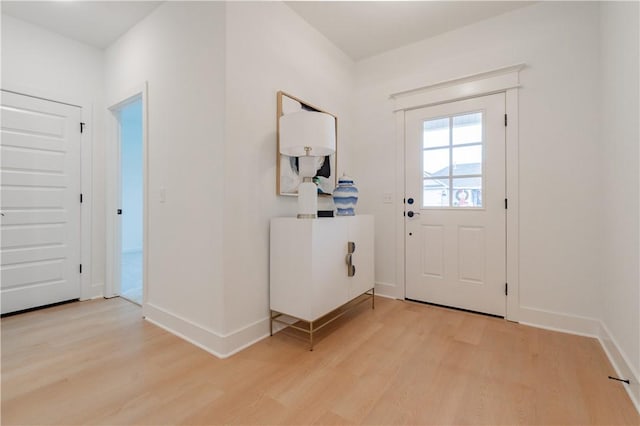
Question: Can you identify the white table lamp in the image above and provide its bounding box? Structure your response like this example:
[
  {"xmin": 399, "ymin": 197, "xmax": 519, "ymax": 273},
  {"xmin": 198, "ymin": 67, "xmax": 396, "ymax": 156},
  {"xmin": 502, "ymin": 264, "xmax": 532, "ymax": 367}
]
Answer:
[{"xmin": 279, "ymin": 111, "xmax": 336, "ymax": 218}]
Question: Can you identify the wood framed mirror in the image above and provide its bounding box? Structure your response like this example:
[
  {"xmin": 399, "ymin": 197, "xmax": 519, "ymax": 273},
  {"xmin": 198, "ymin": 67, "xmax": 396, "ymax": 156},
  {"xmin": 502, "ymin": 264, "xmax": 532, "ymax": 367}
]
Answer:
[{"xmin": 276, "ymin": 91, "xmax": 337, "ymax": 196}]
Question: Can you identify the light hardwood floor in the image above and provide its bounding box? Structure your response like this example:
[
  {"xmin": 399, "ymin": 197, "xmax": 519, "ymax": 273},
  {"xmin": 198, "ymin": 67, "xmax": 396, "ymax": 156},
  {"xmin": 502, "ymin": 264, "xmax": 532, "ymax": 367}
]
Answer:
[{"xmin": 1, "ymin": 296, "xmax": 638, "ymax": 425}]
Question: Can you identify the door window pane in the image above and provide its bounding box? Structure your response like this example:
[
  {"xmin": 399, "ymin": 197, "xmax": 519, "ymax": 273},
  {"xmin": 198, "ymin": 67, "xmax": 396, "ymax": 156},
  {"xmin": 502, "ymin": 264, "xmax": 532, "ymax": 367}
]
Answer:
[
  {"xmin": 453, "ymin": 113, "xmax": 482, "ymax": 145},
  {"xmin": 423, "ymin": 179, "xmax": 449, "ymax": 207},
  {"xmin": 423, "ymin": 148, "xmax": 449, "ymax": 177},
  {"xmin": 452, "ymin": 145, "xmax": 482, "ymax": 176},
  {"xmin": 423, "ymin": 117, "xmax": 449, "ymax": 149},
  {"xmin": 421, "ymin": 111, "xmax": 484, "ymax": 208},
  {"xmin": 452, "ymin": 177, "xmax": 482, "ymax": 207}
]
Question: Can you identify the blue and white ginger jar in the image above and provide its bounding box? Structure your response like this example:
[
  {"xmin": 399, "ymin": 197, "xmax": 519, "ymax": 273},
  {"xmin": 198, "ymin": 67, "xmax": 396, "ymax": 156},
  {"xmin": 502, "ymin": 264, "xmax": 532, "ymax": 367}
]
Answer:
[{"xmin": 333, "ymin": 174, "xmax": 358, "ymax": 216}]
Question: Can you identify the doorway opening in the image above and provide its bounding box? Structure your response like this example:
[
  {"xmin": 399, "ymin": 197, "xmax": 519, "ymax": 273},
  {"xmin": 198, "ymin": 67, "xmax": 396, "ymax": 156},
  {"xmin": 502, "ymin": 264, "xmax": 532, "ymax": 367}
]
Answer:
[{"xmin": 115, "ymin": 96, "xmax": 143, "ymax": 305}]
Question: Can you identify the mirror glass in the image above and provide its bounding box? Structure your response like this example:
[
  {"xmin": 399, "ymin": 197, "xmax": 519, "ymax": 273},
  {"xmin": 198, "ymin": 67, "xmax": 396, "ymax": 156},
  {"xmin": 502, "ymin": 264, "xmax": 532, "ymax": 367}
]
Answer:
[{"xmin": 277, "ymin": 91, "xmax": 337, "ymax": 196}]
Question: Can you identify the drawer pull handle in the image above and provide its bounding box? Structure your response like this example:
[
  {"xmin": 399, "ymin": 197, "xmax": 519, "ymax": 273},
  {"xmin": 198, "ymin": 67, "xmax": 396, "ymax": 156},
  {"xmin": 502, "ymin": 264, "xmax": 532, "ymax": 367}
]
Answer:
[{"xmin": 346, "ymin": 241, "xmax": 356, "ymax": 277}]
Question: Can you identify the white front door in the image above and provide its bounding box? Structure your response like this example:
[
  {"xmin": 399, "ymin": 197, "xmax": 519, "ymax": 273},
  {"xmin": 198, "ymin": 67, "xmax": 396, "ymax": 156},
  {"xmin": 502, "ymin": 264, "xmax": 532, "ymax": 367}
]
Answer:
[
  {"xmin": 405, "ymin": 93, "xmax": 506, "ymax": 316},
  {"xmin": 1, "ymin": 91, "xmax": 82, "ymax": 314}
]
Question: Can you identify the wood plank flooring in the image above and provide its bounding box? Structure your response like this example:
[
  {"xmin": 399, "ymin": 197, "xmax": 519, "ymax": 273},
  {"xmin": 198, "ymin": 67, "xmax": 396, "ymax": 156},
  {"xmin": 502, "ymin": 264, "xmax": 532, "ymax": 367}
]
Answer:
[{"xmin": 1, "ymin": 297, "xmax": 638, "ymax": 425}]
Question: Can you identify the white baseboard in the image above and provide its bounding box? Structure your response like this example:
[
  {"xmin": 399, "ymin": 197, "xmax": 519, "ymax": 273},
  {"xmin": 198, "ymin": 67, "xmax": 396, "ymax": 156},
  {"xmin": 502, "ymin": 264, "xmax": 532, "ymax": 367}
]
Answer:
[
  {"xmin": 374, "ymin": 292, "xmax": 401, "ymax": 301},
  {"xmin": 143, "ymin": 302, "xmax": 269, "ymax": 359},
  {"xmin": 81, "ymin": 282, "xmax": 104, "ymax": 301},
  {"xmin": 375, "ymin": 281, "xmax": 403, "ymax": 300},
  {"xmin": 518, "ymin": 306, "xmax": 601, "ymax": 337},
  {"xmin": 598, "ymin": 321, "xmax": 640, "ymax": 414}
]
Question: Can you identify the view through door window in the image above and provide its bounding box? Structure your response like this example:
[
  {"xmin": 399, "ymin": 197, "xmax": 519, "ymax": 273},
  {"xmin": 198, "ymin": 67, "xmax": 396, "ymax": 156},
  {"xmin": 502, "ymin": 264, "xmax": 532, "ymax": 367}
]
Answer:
[{"xmin": 422, "ymin": 112, "xmax": 484, "ymax": 208}]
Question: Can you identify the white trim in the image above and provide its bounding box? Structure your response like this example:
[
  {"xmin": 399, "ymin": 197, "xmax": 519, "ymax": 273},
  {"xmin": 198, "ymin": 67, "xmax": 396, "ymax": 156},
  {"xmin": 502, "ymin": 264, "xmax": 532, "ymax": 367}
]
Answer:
[
  {"xmin": 0, "ymin": 84, "xmax": 97, "ymax": 301},
  {"xmin": 374, "ymin": 281, "xmax": 399, "ymax": 299},
  {"xmin": 90, "ymin": 282, "xmax": 104, "ymax": 296},
  {"xmin": 390, "ymin": 64, "xmax": 525, "ymax": 111},
  {"xmin": 375, "ymin": 281, "xmax": 397, "ymax": 288},
  {"xmin": 80, "ymin": 103, "xmax": 96, "ymax": 300},
  {"xmin": 141, "ymin": 86, "xmax": 149, "ymax": 307},
  {"xmin": 505, "ymin": 88, "xmax": 520, "ymax": 321},
  {"xmin": 374, "ymin": 292, "xmax": 401, "ymax": 301},
  {"xmin": 0, "ymin": 85, "xmax": 83, "ymax": 108},
  {"xmin": 394, "ymin": 111, "xmax": 406, "ymax": 300},
  {"xmin": 394, "ymin": 65, "xmax": 523, "ymax": 320},
  {"xmin": 106, "ymin": 83, "xmax": 148, "ymax": 306},
  {"xmin": 144, "ymin": 302, "xmax": 269, "ymax": 359},
  {"xmin": 598, "ymin": 322, "xmax": 640, "ymax": 414},
  {"xmin": 519, "ymin": 306, "xmax": 601, "ymax": 337},
  {"xmin": 105, "ymin": 108, "xmax": 119, "ymax": 298}
]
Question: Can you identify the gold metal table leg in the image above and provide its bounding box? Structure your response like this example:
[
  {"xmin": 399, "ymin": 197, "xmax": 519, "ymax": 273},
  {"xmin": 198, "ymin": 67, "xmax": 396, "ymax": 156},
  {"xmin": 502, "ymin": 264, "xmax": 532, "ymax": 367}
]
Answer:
[
  {"xmin": 372, "ymin": 287, "xmax": 375, "ymax": 309},
  {"xmin": 269, "ymin": 289, "xmax": 373, "ymax": 351}
]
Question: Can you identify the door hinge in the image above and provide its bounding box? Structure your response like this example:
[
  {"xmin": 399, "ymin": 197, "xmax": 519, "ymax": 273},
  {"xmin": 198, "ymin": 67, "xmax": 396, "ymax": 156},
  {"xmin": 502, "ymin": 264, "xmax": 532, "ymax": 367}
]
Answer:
[
  {"xmin": 80, "ymin": 122, "xmax": 86, "ymax": 133},
  {"xmin": 505, "ymin": 198, "xmax": 508, "ymax": 209},
  {"xmin": 79, "ymin": 264, "xmax": 83, "ymax": 274},
  {"xmin": 504, "ymin": 114, "xmax": 508, "ymax": 127},
  {"xmin": 80, "ymin": 193, "xmax": 83, "ymax": 203},
  {"xmin": 505, "ymin": 283, "xmax": 508, "ymax": 296}
]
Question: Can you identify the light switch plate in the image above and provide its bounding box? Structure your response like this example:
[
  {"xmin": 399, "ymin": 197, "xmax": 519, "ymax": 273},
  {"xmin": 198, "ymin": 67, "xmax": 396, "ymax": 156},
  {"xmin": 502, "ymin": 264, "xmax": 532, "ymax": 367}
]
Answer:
[{"xmin": 383, "ymin": 192, "xmax": 393, "ymax": 204}]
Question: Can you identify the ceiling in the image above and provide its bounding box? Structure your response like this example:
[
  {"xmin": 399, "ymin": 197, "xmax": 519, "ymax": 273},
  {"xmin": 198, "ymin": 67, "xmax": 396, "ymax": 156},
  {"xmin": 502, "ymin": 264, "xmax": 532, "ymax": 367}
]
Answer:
[
  {"xmin": 1, "ymin": 1, "xmax": 534, "ymax": 58},
  {"xmin": 1, "ymin": 1, "xmax": 162, "ymax": 49},
  {"xmin": 286, "ymin": 1, "xmax": 535, "ymax": 60}
]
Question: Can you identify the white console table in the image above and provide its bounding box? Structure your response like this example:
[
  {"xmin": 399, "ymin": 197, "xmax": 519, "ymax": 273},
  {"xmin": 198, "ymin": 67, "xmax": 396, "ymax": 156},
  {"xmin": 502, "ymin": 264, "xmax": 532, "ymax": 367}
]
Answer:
[{"xmin": 269, "ymin": 215, "xmax": 375, "ymax": 350}]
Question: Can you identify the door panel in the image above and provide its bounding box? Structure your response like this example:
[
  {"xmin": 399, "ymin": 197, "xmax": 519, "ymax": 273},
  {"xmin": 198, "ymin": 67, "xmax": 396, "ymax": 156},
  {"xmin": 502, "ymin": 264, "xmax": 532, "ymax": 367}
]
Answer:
[
  {"xmin": 405, "ymin": 93, "xmax": 506, "ymax": 316},
  {"xmin": 1, "ymin": 91, "xmax": 81, "ymax": 314},
  {"xmin": 422, "ymin": 225, "xmax": 444, "ymax": 277}
]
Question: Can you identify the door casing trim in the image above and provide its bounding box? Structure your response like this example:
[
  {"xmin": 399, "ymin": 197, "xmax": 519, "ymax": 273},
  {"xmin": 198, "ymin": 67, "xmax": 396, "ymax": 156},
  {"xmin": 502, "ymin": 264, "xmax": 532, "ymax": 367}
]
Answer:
[
  {"xmin": 391, "ymin": 65, "xmax": 522, "ymax": 322},
  {"xmin": 106, "ymin": 83, "xmax": 149, "ymax": 312}
]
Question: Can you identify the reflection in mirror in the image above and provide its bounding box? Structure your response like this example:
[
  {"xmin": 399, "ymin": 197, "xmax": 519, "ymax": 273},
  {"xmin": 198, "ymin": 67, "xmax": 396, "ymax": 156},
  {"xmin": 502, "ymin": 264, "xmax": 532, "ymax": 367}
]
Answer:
[{"xmin": 276, "ymin": 91, "xmax": 337, "ymax": 196}]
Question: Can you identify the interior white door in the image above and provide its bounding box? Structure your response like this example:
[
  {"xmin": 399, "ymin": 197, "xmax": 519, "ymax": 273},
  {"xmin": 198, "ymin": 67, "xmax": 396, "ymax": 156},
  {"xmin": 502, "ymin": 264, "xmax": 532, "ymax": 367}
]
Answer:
[
  {"xmin": 1, "ymin": 91, "xmax": 82, "ymax": 314},
  {"xmin": 405, "ymin": 93, "xmax": 506, "ymax": 316}
]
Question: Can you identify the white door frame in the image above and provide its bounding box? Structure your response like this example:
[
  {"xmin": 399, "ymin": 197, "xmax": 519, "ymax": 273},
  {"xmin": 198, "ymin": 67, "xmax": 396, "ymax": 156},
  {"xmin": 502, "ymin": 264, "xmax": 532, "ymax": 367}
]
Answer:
[
  {"xmin": 0, "ymin": 84, "xmax": 95, "ymax": 301},
  {"xmin": 390, "ymin": 64, "xmax": 523, "ymax": 321},
  {"xmin": 106, "ymin": 83, "xmax": 148, "ymax": 309}
]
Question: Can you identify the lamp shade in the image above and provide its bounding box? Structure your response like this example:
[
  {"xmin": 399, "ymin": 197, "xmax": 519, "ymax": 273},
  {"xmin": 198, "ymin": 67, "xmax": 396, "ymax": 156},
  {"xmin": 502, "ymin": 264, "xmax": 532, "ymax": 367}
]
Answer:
[{"xmin": 279, "ymin": 111, "xmax": 336, "ymax": 157}]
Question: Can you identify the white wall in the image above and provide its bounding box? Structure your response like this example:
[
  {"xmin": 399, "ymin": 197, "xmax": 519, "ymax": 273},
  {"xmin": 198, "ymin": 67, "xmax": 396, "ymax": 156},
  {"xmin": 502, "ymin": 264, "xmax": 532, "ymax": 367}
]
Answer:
[
  {"xmin": 104, "ymin": 1, "xmax": 354, "ymax": 353},
  {"xmin": 3, "ymin": 0, "xmax": 354, "ymax": 356},
  {"xmin": 7, "ymin": 2, "xmax": 636, "ymax": 373},
  {"xmin": 1, "ymin": 14, "xmax": 106, "ymax": 299},
  {"xmin": 223, "ymin": 1, "xmax": 354, "ymax": 334},
  {"xmin": 600, "ymin": 0, "xmax": 640, "ymax": 405},
  {"xmin": 105, "ymin": 2, "xmax": 227, "ymax": 336},
  {"xmin": 354, "ymin": 2, "xmax": 603, "ymax": 322}
]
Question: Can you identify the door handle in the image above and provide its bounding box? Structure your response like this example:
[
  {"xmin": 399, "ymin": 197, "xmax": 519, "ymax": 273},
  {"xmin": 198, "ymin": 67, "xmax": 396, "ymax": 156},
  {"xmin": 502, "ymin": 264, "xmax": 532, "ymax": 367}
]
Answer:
[
  {"xmin": 407, "ymin": 211, "xmax": 420, "ymax": 218},
  {"xmin": 346, "ymin": 241, "xmax": 356, "ymax": 277},
  {"xmin": 117, "ymin": 209, "xmax": 122, "ymax": 215}
]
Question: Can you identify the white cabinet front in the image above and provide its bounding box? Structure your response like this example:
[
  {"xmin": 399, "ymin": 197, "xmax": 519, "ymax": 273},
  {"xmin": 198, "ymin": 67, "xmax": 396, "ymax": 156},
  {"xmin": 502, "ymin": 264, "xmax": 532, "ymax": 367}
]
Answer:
[{"xmin": 270, "ymin": 216, "xmax": 374, "ymax": 322}]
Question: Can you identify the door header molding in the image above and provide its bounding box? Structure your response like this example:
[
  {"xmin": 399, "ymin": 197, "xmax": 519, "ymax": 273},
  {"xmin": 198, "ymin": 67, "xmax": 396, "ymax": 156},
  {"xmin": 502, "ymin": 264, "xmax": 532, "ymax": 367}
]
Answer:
[{"xmin": 390, "ymin": 63, "xmax": 525, "ymax": 111}]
